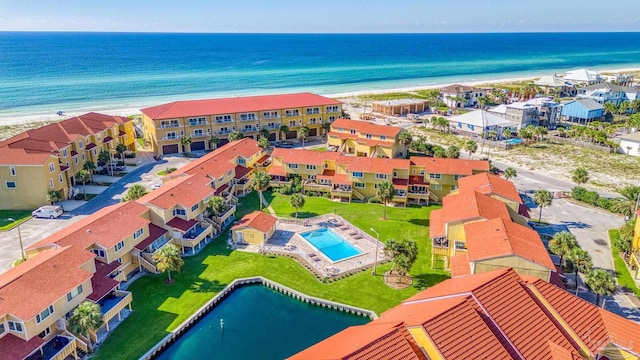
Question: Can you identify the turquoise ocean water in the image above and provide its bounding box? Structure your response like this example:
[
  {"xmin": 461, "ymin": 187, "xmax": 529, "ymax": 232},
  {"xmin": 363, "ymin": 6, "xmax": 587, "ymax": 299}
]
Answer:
[{"xmin": 1, "ymin": 32, "xmax": 640, "ymax": 121}]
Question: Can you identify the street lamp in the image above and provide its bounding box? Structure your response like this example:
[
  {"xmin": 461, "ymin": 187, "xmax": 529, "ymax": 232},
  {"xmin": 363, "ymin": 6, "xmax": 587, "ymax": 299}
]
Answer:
[
  {"xmin": 370, "ymin": 228, "xmax": 380, "ymax": 276},
  {"xmin": 601, "ymin": 298, "xmax": 620, "ymax": 309},
  {"xmin": 7, "ymin": 218, "xmax": 26, "ymax": 261}
]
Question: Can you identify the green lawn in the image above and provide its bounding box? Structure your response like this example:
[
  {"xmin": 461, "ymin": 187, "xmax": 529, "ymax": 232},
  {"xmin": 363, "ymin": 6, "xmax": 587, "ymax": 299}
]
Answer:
[
  {"xmin": 609, "ymin": 229, "xmax": 640, "ymax": 298},
  {"xmin": 0, "ymin": 210, "xmax": 33, "ymax": 230},
  {"xmin": 93, "ymin": 191, "xmax": 447, "ymax": 360}
]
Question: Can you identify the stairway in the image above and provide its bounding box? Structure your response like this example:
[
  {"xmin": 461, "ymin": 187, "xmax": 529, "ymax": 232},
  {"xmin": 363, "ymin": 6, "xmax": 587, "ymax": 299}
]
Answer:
[
  {"xmin": 138, "ymin": 254, "xmax": 158, "ymax": 273},
  {"xmin": 429, "ymin": 191, "xmax": 440, "ymax": 203},
  {"xmin": 202, "ymin": 218, "xmax": 221, "ymax": 233},
  {"xmin": 352, "ymin": 188, "xmax": 365, "ymax": 201}
]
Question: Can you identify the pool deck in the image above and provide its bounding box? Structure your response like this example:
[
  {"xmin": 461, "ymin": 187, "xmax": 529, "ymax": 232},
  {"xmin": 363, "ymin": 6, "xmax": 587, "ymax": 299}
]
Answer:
[{"xmin": 234, "ymin": 214, "xmax": 386, "ymax": 278}]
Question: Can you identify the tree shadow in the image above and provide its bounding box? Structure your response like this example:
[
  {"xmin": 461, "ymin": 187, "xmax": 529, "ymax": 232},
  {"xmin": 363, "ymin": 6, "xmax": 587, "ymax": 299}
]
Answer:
[
  {"xmin": 189, "ymin": 279, "xmax": 225, "ymax": 293},
  {"xmin": 412, "ymin": 273, "xmax": 450, "ymax": 291},
  {"xmin": 288, "ymin": 211, "xmax": 320, "ymax": 219},
  {"xmin": 262, "ymin": 191, "xmax": 276, "ymax": 205},
  {"xmin": 408, "ymin": 218, "xmax": 430, "ymax": 226},
  {"xmin": 559, "ymin": 220, "xmax": 592, "ymax": 229}
]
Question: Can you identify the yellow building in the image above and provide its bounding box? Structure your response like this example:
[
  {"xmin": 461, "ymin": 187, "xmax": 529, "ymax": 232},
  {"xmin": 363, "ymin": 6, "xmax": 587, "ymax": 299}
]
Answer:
[
  {"xmin": 140, "ymin": 93, "xmax": 343, "ymax": 155},
  {"xmin": 327, "ymin": 118, "xmax": 407, "ymax": 158},
  {"xmin": 0, "ymin": 113, "xmax": 135, "ymax": 210},
  {"xmin": 628, "ymin": 210, "xmax": 640, "ymax": 279},
  {"xmin": 231, "ymin": 211, "xmax": 278, "ymax": 245}
]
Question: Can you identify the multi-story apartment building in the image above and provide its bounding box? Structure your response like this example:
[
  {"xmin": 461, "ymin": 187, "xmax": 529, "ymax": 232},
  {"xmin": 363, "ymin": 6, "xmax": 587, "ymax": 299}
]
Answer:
[
  {"xmin": 327, "ymin": 118, "xmax": 408, "ymax": 158},
  {"xmin": 268, "ymin": 148, "xmax": 489, "ymax": 204},
  {"xmin": 440, "ymin": 84, "xmax": 485, "ymax": 109},
  {"xmin": 291, "ymin": 268, "xmax": 640, "ymax": 360},
  {"xmin": 0, "ymin": 113, "xmax": 135, "ymax": 210},
  {"xmin": 140, "ymin": 93, "xmax": 342, "ymax": 156}
]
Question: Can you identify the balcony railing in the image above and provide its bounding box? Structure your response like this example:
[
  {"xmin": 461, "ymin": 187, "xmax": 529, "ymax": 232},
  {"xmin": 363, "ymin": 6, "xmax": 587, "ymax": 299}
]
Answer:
[
  {"xmin": 263, "ymin": 123, "xmax": 281, "ymax": 130},
  {"xmin": 160, "ymin": 123, "xmax": 181, "ymax": 129},
  {"xmin": 241, "ymin": 127, "xmax": 259, "ymax": 133},
  {"xmin": 176, "ymin": 223, "xmax": 213, "ymax": 247},
  {"xmin": 101, "ymin": 290, "xmax": 133, "ymax": 331},
  {"xmin": 191, "ymin": 133, "xmax": 209, "ymax": 138},
  {"xmin": 48, "ymin": 336, "xmax": 78, "ymax": 360},
  {"xmin": 217, "ymin": 129, "xmax": 232, "ymax": 135},
  {"xmin": 162, "ymin": 135, "xmax": 183, "ymax": 141},
  {"xmin": 239, "ymin": 117, "xmax": 257, "ymax": 122},
  {"xmin": 304, "ymin": 183, "xmax": 331, "ymax": 192},
  {"xmin": 214, "ymin": 205, "xmax": 236, "ymax": 224},
  {"xmin": 215, "ymin": 119, "xmax": 234, "ymax": 124},
  {"xmin": 432, "ymin": 237, "xmax": 449, "ymax": 249},
  {"xmin": 188, "ymin": 121, "xmax": 209, "ymax": 126}
]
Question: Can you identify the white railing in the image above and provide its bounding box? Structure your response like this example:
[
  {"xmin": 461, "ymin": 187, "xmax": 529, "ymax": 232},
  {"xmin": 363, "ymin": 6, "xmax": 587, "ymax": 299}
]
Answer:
[{"xmin": 162, "ymin": 135, "xmax": 183, "ymax": 141}]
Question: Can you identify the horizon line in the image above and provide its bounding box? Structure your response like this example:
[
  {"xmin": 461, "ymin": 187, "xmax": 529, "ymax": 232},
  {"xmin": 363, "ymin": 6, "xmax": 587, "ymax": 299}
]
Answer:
[{"xmin": 1, "ymin": 30, "xmax": 640, "ymax": 35}]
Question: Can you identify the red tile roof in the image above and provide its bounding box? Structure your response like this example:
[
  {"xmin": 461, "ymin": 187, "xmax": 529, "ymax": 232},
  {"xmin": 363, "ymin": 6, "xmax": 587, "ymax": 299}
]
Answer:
[
  {"xmin": 87, "ymin": 272, "xmax": 119, "ymax": 302},
  {"xmin": 0, "ymin": 333, "xmax": 45, "ymax": 360},
  {"xmin": 330, "ymin": 118, "xmax": 403, "ymax": 137},
  {"xmin": 232, "ymin": 211, "xmax": 277, "ymax": 233},
  {"xmin": 214, "ymin": 183, "xmax": 228, "ymax": 196},
  {"xmin": 271, "ymin": 147, "xmax": 340, "ymax": 165},
  {"xmin": 233, "ymin": 165, "xmax": 252, "ymax": 179},
  {"xmin": 94, "ymin": 259, "xmax": 120, "ymax": 277},
  {"xmin": 174, "ymin": 138, "xmax": 262, "ymax": 179},
  {"xmin": 457, "ymin": 172, "xmax": 523, "ymax": 204},
  {"xmin": 137, "ymin": 174, "xmax": 214, "ymax": 210},
  {"xmin": 464, "ymin": 218, "xmax": 555, "ymax": 270},
  {"xmin": 408, "ymin": 175, "xmax": 428, "ymax": 185},
  {"xmin": 332, "ymin": 174, "xmax": 351, "ymax": 185},
  {"xmin": 449, "ymin": 254, "xmax": 472, "ymax": 277},
  {"xmin": 140, "ymin": 93, "xmax": 341, "ymax": 119},
  {"xmin": 440, "ymin": 84, "xmax": 482, "ymax": 94},
  {"xmin": 135, "ymin": 224, "xmax": 169, "ymax": 250},
  {"xmin": 410, "ymin": 157, "xmax": 489, "ymax": 175},
  {"xmin": 166, "ymin": 217, "xmax": 198, "ymax": 232},
  {"xmin": 339, "ymin": 156, "xmax": 410, "ymax": 174},
  {"xmin": 267, "ymin": 165, "xmax": 287, "ymax": 177}
]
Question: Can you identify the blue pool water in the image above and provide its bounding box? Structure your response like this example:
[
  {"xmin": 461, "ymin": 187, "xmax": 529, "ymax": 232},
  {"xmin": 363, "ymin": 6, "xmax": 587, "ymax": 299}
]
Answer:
[
  {"xmin": 301, "ymin": 228, "xmax": 362, "ymax": 262},
  {"xmin": 505, "ymin": 138, "xmax": 523, "ymax": 145}
]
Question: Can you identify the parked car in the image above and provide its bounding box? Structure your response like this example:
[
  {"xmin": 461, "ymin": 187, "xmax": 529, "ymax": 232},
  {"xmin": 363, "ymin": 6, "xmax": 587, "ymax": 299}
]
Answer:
[{"xmin": 32, "ymin": 205, "xmax": 64, "ymax": 219}]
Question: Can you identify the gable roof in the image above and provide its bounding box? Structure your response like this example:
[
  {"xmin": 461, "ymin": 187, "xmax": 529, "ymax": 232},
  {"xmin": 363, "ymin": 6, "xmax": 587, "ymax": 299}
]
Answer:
[
  {"xmin": 580, "ymin": 82, "xmax": 626, "ymax": 92},
  {"xmin": 563, "ymin": 69, "xmax": 602, "ymax": 83},
  {"xmin": 457, "ymin": 172, "xmax": 523, "ymax": 204},
  {"xmin": 535, "ymin": 75, "xmax": 575, "ymax": 88},
  {"xmin": 173, "ymin": 138, "xmax": 262, "ymax": 179},
  {"xmin": 440, "ymin": 84, "xmax": 481, "ymax": 94},
  {"xmin": 449, "ymin": 110, "xmax": 517, "ymax": 128},
  {"xmin": 330, "ymin": 118, "xmax": 404, "ymax": 137},
  {"xmin": 140, "ymin": 92, "xmax": 341, "ymax": 119},
  {"xmin": 409, "ymin": 157, "xmax": 489, "ymax": 175},
  {"xmin": 619, "ymin": 131, "xmax": 640, "ymax": 142},
  {"xmin": 232, "ymin": 211, "xmax": 278, "ymax": 233},
  {"xmin": 137, "ymin": 174, "xmax": 215, "ymax": 210},
  {"xmin": 573, "ymin": 98, "xmax": 604, "ymax": 111}
]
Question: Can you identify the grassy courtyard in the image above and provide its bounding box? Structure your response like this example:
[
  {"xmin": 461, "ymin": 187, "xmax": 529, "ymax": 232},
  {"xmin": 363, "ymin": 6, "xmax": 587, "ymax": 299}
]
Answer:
[
  {"xmin": 0, "ymin": 210, "xmax": 33, "ymax": 230},
  {"xmin": 93, "ymin": 191, "xmax": 446, "ymax": 360}
]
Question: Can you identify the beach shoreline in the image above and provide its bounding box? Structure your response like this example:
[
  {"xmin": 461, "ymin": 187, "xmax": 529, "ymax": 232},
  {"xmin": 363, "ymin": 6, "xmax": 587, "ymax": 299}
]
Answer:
[{"xmin": 2, "ymin": 65, "xmax": 640, "ymax": 127}]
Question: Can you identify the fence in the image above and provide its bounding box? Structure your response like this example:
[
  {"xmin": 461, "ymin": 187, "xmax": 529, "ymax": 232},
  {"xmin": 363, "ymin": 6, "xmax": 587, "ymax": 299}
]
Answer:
[
  {"xmin": 548, "ymin": 135, "xmax": 615, "ymax": 153},
  {"xmin": 139, "ymin": 277, "xmax": 377, "ymax": 360}
]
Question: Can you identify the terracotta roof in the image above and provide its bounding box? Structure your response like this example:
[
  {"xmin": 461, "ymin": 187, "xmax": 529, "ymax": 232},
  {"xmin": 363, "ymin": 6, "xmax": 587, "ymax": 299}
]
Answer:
[
  {"xmin": 457, "ymin": 173, "xmax": 523, "ymax": 204},
  {"xmin": 166, "ymin": 217, "xmax": 198, "ymax": 232},
  {"xmin": 255, "ymin": 154, "xmax": 270, "ymax": 164},
  {"xmin": 174, "ymin": 138, "xmax": 262, "ymax": 179},
  {"xmin": 0, "ymin": 333, "xmax": 45, "ymax": 360},
  {"xmin": 232, "ymin": 211, "xmax": 277, "ymax": 233},
  {"xmin": 464, "ymin": 218, "xmax": 555, "ymax": 270},
  {"xmin": 271, "ymin": 147, "xmax": 340, "ymax": 165},
  {"xmin": 87, "ymin": 272, "xmax": 119, "ymax": 302},
  {"xmin": 449, "ymin": 254, "xmax": 472, "ymax": 277},
  {"xmin": 267, "ymin": 165, "xmax": 287, "ymax": 177},
  {"xmin": 410, "ymin": 157, "xmax": 489, "ymax": 175},
  {"xmin": 408, "ymin": 175, "xmax": 428, "ymax": 185},
  {"xmin": 94, "ymin": 259, "xmax": 120, "ymax": 277},
  {"xmin": 391, "ymin": 178, "xmax": 408, "ymax": 188},
  {"xmin": 0, "ymin": 245, "xmax": 94, "ymax": 320},
  {"xmin": 340, "ymin": 156, "xmax": 410, "ymax": 174},
  {"xmin": 440, "ymin": 83, "xmax": 482, "ymax": 94},
  {"xmin": 332, "ymin": 174, "xmax": 351, "ymax": 185},
  {"xmin": 317, "ymin": 169, "xmax": 336, "ymax": 180},
  {"xmin": 233, "ymin": 165, "xmax": 252, "ymax": 179},
  {"xmin": 135, "ymin": 224, "xmax": 169, "ymax": 250},
  {"xmin": 330, "ymin": 118, "xmax": 403, "ymax": 137},
  {"xmin": 30, "ymin": 201, "xmax": 151, "ymax": 250},
  {"xmin": 140, "ymin": 92, "xmax": 341, "ymax": 119},
  {"xmin": 214, "ymin": 183, "xmax": 229, "ymax": 196},
  {"xmin": 137, "ymin": 174, "xmax": 214, "ymax": 210}
]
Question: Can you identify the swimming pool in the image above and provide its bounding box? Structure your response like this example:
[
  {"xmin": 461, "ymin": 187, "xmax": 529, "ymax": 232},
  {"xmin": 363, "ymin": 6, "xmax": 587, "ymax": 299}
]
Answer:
[
  {"xmin": 301, "ymin": 227, "xmax": 362, "ymax": 262},
  {"xmin": 505, "ymin": 138, "xmax": 523, "ymax": 145}
]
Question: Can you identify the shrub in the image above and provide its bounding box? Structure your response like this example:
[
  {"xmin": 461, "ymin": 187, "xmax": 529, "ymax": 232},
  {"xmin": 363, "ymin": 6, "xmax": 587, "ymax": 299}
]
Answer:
[
  {"xmin": 323, "ymin": 192, "xmax": 331, "ymax": 198},
  {"xmin": 571, "ymin": 186, "xmax": 587, "ymax": 201},
  {"xmin": 581, "ymin": 191, "xmax": 599, "ymax": 205},
  {"xmin": 368, "ymin": 197, "xmax": 381, "ymax": 204},
  {"xmin": 595, "ymin": 197, "xmax": 610, "ymax": 209},
  {"xmin": 116, "ymin": 161, "xmax": 125, "ymax": 166},
  {"xmin": 124, "ymin": 152, "xmax": 136, "ymax": 158}
]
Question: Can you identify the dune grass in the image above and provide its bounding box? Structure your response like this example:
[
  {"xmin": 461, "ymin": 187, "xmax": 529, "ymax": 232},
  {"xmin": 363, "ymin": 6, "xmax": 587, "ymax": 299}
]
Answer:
[{"xmin": 93, "ymin": 191, "xmax": 447, "ymax": 360}]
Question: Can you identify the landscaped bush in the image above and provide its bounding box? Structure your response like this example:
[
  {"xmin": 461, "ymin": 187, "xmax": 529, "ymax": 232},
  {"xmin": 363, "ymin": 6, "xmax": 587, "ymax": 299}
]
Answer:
[
  {"xmin": 595, "ymin": 197, "xmax": 611, "ymax": 209},
  {"xmin": 368, "ymin": 197, "xmax": 381, "ymax": 204},
  {"xmin": 116, "ymin": 160, "xmax": 125, "ymax": 166},
  {"xmin": 581, "ymin": 191, "xmax": 600, "ymax": 205},
  {"xmin": 571, "ymin": 186, "xmax": 587, "ymax": 201},
  {"xmin": 124, "ymin": 152, "xmax": 136, "ymax": 158}
]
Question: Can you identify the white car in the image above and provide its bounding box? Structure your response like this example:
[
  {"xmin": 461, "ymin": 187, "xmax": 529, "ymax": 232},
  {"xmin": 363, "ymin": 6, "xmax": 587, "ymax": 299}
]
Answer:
[{"xmin": 32, "ymin": 205, "xmax": 64, "ymax": 219}]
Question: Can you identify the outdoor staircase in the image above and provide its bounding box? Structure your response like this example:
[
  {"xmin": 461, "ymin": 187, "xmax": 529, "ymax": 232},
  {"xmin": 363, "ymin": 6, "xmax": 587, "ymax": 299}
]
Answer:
[
  {"xmin": 352, "ymin": 188, "xmax": 365, "ymax": 201},
  {"xmin": 138, "ymin": 253, "xmax": 158, "ymax": 273},
  {"xmin": 370, "ymin": 148, "xmax": 377, "ymax": 158},
  {"xmin": 202, "ymin": 218, "xmax": 221, "ymax": 233},
  {"xmin": 338, "ymin": 141, "xmax": 347, "ymax": 153},
  {"xmin": 429, "ymin": 191, "xmax": 440, "ymax": 203},
  {"xmin": 226, "ymin": 194, "xmax": 239, "ymax": 205}
]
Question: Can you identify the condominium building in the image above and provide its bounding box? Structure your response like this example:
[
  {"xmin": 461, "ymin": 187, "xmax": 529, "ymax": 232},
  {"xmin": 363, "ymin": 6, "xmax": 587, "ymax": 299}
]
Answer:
[
  {"xmin": 327, "ymin": 118, "xmax": 408, "ymax": 158},
  {"xmin": 0, "ymin": 113, "xmax": 135, "ymax": 210},
  {"xmin": 440, "ymin": 84, "xmax": 485, "ymax": 109},
  {"xmin": 290, "ymin": 268, "xmax": 640, "ymax": 359},
  {"xmin": 140, "ymin": 93, "xmax": 343, "ymax": 156},
  {"xmin": 268, "ymin": 148, "xmax": 489, "ymax": 204}
]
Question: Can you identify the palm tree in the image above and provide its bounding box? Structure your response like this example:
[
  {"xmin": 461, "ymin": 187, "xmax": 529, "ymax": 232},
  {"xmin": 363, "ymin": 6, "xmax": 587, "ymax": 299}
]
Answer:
[
  {"xmin": 209, "ymin": 135, "xmax": 220, "ymax": 149},
  {"xmin": 383, "ymin": 238, "xmax": 418, "ymax": 277},
  {"xmin": 503, "ymin": 167, "xmax": 517, "ymax": 179},
  {"xmin": 46, "ymin": 190, "xmax": 62, "ymax": 205},
  {"xmin": 298, "ymin": 126, "xmax": 310, "ymax": 148},
  {"xmin": 502, "ymin": 128, "xmax": 512, "ymax": 140},
  {"xmin": 619, "ymin": 100, "xmax": 630, "ymax": 115},
  {"xmin": 477, "ymin": 96, "xmax": 489, "ymax": 110},
  {"xmin": 289, "ymin": 193, "xmax": 305, "ymax": 218},
  {"xmin": 180, "ymin": 135, "xmax": 192, "ymax": 153},
  {"xmin": 115, "ymin": 143, "xmax": 127, "ymax": 159},
  {"xmin": 252, "ymin": 170, "xmax": 270, "ymax": 210},
  {"xmin": 445, "ymin": 145, "xmax": 460, "ymax": 159},
  {"xmin": 279, "ymin": 125, "xmax": 289, "ymax": 141},
  {"xmin": 321, "ymin": 121, "xmax": 332, "ymax": 135},
  {"xmin": 568, "ymin": 248, "xmax": 592, "ymax": 287},
  {"xmin": 97, "ymin": 150, "xmax": 110, "ymax": 166},
  {"xmin": 398, "ymin": 132, "xmax": 413, "ymax": 156},
  {"xmin": 376, "ymin": 180, "xmax": 395, "ymax": 220},
  {"xmin": 75, "ymin": 170, "xmax": 91, "ymax": 200},
  {"xmin": 259, "ymin": 128, "xmax": 270, "ymax": 140},
  {"xmin": 585, "ymin": 269, "xmax": 616, "ymax": 306},
  {"xmin": 258, "ymin": 137, "xmax": 269, "ymax": 149},
  {"xmin": 608, "ymin": 185, "xmax": 640, "ymax": 217},
  {"xmin": 604, "ymin": 102, "xmax": 618, "ymax": 116},
  {"xmin": 122, "ymin": 184, "xmax": 148, "ymax": 202},
  {"xmin": 571, "ymin": 167, "xmax": 589, "ymax": 185},
  {"xmin": 207, "ymin": 196, "xmax": 227, "ymax": 217},
  {"xmin": 153, "ymin": 244, "xmax": 184, "ymax": 283},
  {"xmin": 463, "ymin": 140, "xmax": 477, "ymax": 159},
  {"xmin": 83, "ymin": 161, "xmax": 96, "ymax": 182},
  {"xmin": 68, "ymin": 301, "xmax": 103, "ymax": 350},
  {"xmin": 548, "ymin": 231, "xmax": 577, "ymax": 266},
  {"xmin": 228, "ymin": 131, "xmax": 243, "ymax": 142},
  {"xmin": 532, "ymin": 189, "xmax": 553, "ymax": 222}
]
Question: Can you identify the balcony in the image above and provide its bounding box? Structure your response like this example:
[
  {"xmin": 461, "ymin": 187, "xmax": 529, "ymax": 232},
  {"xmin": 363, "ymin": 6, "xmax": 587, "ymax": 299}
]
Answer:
[
  {"xmin": 233, "ymin": 180, "xmax": 253, "ymax": 193},
  {"xmin": 175, "ymin": 223, "xmax": 213, "ymax": 248},
  {"xmin": 304, "ymin": 182, "xmax": 331, "ymax": 192},
  {"xmin": 215, "ymin": 118, "xmax": 234, "ymax": 124},
  {"xmin": 239, "ymin": 116, "xmax": 257, "ymax": 122},
  {"xmin": 432, "ymin": 237, "xmax": 449, "ymax": 249},
  {"xmin": 160, "ymin": 123, "xmax": 181, "ymax": 129},
  {"xmin": 32, "ymin": 335, "xmax": 79, "ymax": 360},
  {"xmin": 217, "ymin": 129, "xmax": 232, "ymax": 135},
  {"xmin": 408, "ymin": 190, "xmax": 430, "ymax": 200},
  {"xmin": 241, "ymin": 127, "xmax": 259, "ymax": 133},
  {"xmin": 99, "ymin": 290, "xmax": 133, "ymax": 331},
  {"xmin": 270, "ymin": 176, "xmax": 291, "ymax": 188},
  {"xmin": 191, "ymin": 133, "xmax": 209, "ymax": 138},
  {"xmin": 263, "ymin": 123, "xmax": 281, "ymax": 130},
  {"xmin": 188, "ymin": 121, "xmax": 209, "ymax": 126},
  {"xmin": 284, "ymin": 112, "xmax": 300, "ymax": 117},
  {"xmin": 263, "ymin": 114, "xmax": 280, "ymax": 120},
  {"xmin": 214, "ymin": 205, "xmax": 236, "ymax": 225},
  {"xmin": 162, "ymin": 135, "xmax": 183, "ymax": 141}
]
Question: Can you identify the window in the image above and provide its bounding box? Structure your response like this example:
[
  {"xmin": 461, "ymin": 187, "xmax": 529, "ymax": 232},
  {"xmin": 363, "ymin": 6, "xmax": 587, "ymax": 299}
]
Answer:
[
  {"xmin": 308, "ymin": 175, "xmax": 316, "ymax": 181},
  {"xmin": 9, "ymin": 167, "xmax": 16, "ymax": 176},
  {"xmin": 263, "ymin": 111, "xmax": 279, "ymax": 119},
  {"xmin": 173, "ymin": 208, "xmax": 186, "ymax": 216},
  {"xmin": 306, "ymin": 107, "xmax": 320, "ymax": 115},
  {"xmin": 66, "ymin": 285, "xmax": 83, "ymax": 302},
  {"xmin": 352, "ymin": 172, "xmax": 363, "ymax": 178},
  {"xmin": 365, "ymin": 134, "xmax": 372, "ymax": 139},
  {"xmin": 420, "ymin": 169, "xmax": 425, "ymax": 175},
  {"xmin": 194, "ymin": 129, "xmax": 203, "ymax": 137},
  {"xmin": 350, "ymin": 129, "xmax": 356, "ymax": 135},
  {"xmin": 354, "ymin": 182, "xmax": 365, "ymax": 188},
  {"xmin": 62, "ymin": 149, "xmax": 68, "ymax": 157},
  {"xmin": 115, "ymin": 240, "xmax": 125, "ymax": 252},
  {"xmin": 59, "ymin": 174, "xmax": 63, "ymax": 183},
  {"xmin": 74, "ymin": 157, "xmax": 79, "ymax": 165},
  {"xmin": 36, "ymin": 305, "xmax": 55, "ymax": 324},
  {"xmin": 431, "ymin": 184, "xmax": 442, "ymax": 190},
  {"xmin": 38, "ymin": 327, "xmax": 51, "ymax": 338},
  {"xmin": 327, "ymin": 105, "xmax": 339, "ymax": 113},
  {"xmin": 133, "ymin": 228, "xmax": 144, "ymax": 240},
  {"xmin": 49, "ymin": 179, "xmax": 54, "ymax": 189},
  {"xmin": 393, "ymin": 171, "xmax": 398, "ymax": 177},
  {"xmin": 215, "ymin": 115, "xmax": 233, "ymax": 123},
  {"xmin": 81, "ymin": 153, "xmax": 85, "ymax": 161},
  {"xmin": 454, "ymin": 174, "xmax": 464, "ymax": 180},
  {"xmin": 328, "ymin": 116, "xmax": 336, "ymax": 122},
  {"xmin": 285, "ymin": 109, "xmax": 300, "ymax": 117},
  {"xmin": 191, "ymin": 203, "xmax": 199, "ymax": 212},
  {"xmin": 454, "ymin": 241, "xmax": 467, "ymax": 250},
  {"xmin": 78, "ymin": 141, "xmax": 83, "ymax": 149},
  {"xmin": 8, "ymin": 321, "xmax": 23, "ymax": 332},
  {"xmin": 375, "ymin": 173, "xmax": 387, "ymax": 179},
  {"xmin": 92, "ymin": 249, "xmax": 106, "ymax": 257},
  {"xmin": 380, "ymin": 135, "xmax": 386, "ymax": 140},
  {"xmin": 49, "ymin": 163, "xmax": 55, "ymax": 173},
  {"xmin": 289, "ymin": 120, "xmax": 297, "ymax": 127},
  {"xmin": 306, "ymin": 165, "xmax": 316, "ymax": 170},
  {"xmin": 189, "ymin": 117, "xmax": 207, "ymax": 126},
  {"xmin": 288, "ymin": 163, "xmax": 298, "ymax": 169},
  {"xmin": 240, "ymin": 113, "xmax": 256, "ymax": 121},
  {"xmin": 429, "ymin": 173, "xmax": 441, "ymax": 179},
  {"xmin": 0, "ymin": 323, "xmax": 4, "ymax": 335}
]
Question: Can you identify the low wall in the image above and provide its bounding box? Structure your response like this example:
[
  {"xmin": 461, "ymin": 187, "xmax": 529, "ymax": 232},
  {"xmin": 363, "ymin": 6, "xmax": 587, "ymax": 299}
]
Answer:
[{"xmin": 139, "ymin": 276, "xmax": 377, "ymax": 360}]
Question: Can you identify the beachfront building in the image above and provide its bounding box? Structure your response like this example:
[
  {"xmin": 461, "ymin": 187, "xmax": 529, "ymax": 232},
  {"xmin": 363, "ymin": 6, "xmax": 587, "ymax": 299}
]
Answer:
[
  {"xmin": 562, "ymin": 68, "xmax": 605, "ymax": 86},
  {"xmin": 447, "ymin": 110, "xmax": 518, "ymax": 137},
  {"xmin": 603, "ymin": 73, "xmax": 635, "ymax": 86},
  {"xmin": 268, "ymin": 148, "xmax": 489, "ymax": 203},
  {"xmin": 629, "ymin": 211, "xmax": 640, "ymax": 279},
  {"xmin": 523, "ymin": 97, "xmax": 563, "ymax": 127},
  {"xmin": 488, "ymin": 102, "xmax": 540, "ymax": 128},
  {"xmin": 619, "ymin": 132, "xmax": 640, "ymax": 156},
  {"xmin": 371, "ymin": 99, "xmax": 429, "ymax": 116},
  {"xmin": 289, "ymin": 268, "xmax": 640, "ymax": 360},
  {"xmin": 327, "ymin": 118, "xmax": 408, "ymax": 158},
  {"xmin": 0, "ymin": 113, "xmax": 135, "ymax": 210},
  {"xmin": 534, "ymin": 75, "xmax": 577, "ymax": 97},
  {"xmin": 440, "ymin": 84, "xmax": 485, "ymax": 109},
  {"xmin": 561, "ymin": 99, "xmax": 605, "ymax": 123},
  {"xmin": 231, "ymin": 211, "xmax": 278, "ymax": 245},
  {"xmin": 578, "ymin": 82, "xmax": 628, "ymax": 106},
  {"xmin": 140, "ymin": 93, "xmax": 342, "ymax": 155}
]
